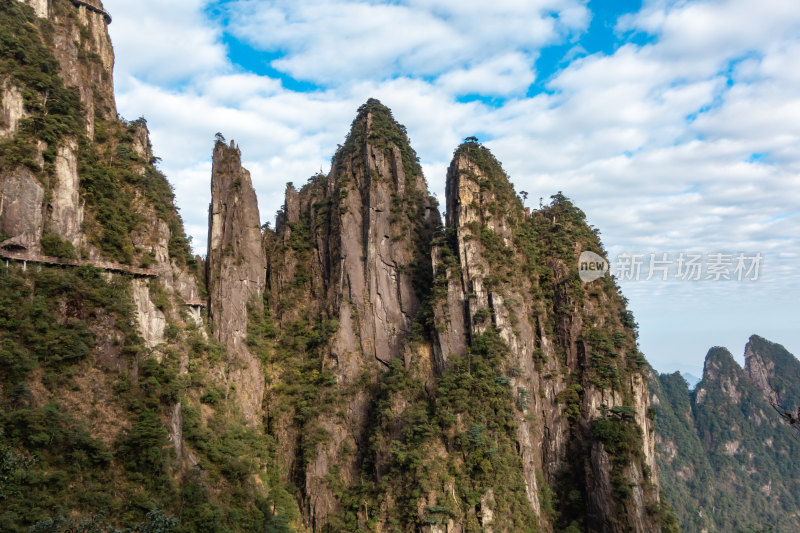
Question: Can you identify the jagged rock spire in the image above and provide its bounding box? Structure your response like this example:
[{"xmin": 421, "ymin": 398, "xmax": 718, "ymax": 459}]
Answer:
[{"xmin": 206, "ymin": 139, "xmax": 266, "ymax": 424}]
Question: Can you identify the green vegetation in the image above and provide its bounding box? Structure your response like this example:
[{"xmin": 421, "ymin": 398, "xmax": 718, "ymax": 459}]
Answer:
[
  {"xmin": 1, "ymin": 1, "xmax": 663, "ymax": 524},
  {"xmin": 591, "ymin": 405, "xmax": 643, "ymax": 504},
  {"xmin": 324, "ymin": 329, "xmax": 539, "ymax": 532},
  {"xmin": 0, "ymin": 263, "xmax": 293, "ymax": 531},
  {"xmin": 437, "ymin": 141, "xmax": 654, "ymax": 530},
  {"xmin": 0, "ymin": 1, "xmax": 83, "ymax": 174},
  {"xmin": 80, "ymin": 118, "xmax": 194, "ymax": 266},
  {"xmin": 0, "ymin": 265, "xmax": 139, "ymax": 530},
  {"xmin": 40, "ymin": 232, "xmax": 77, "ymax": 259},
  {"xmin": 0, "ymin": 265, "xmax": 136, "ymax": 388},
  {"xmin": 652, "ymin": 344, "xmax": 800, "ymax": 532}
]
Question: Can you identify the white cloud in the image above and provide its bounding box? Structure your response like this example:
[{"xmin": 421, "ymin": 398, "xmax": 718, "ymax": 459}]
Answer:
[
  {"xmin": 105, "ymin": 0, "xmax": 227, "ymax": 85},
  {"xmin": 225, "ymin": 0, "xmax": 588, "ymax": 86},
  {"xmin": 436, "ymin": 53, "xmax": 536, "ymax": 96}
]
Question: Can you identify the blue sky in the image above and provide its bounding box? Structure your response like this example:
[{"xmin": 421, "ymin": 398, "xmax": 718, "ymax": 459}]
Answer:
[{"xmin": 103, "ymin": 0, "xmax": 800, "ymax": 375}]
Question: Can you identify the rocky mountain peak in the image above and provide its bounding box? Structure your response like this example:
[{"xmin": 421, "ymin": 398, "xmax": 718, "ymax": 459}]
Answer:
[
  {"xmin": 701, "ymin": 346, "xmax": 737, "ymax": 377},
  {"xmin": 654, "ymin": 338, "xmax": 800, "ymax": 531},
  {"xmin": 744, "ymin": 334, "xmax": 800, "ymax": 409},
  {"xmin": 445, "ymin": 140, "xmax": 523, "ymax": 231},
  {"xmin": 206, "ymin": 137, "xmax": 266, "ymax": 424}
]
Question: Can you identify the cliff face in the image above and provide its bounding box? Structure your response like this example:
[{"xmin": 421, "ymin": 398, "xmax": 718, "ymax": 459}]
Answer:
[
  {"xmin": 652, "ymin": 338, "xmax": 800, "ymax": 532},
  {"xmin": 428, "ymin": 142, "xmax": 661, "ymax": 532},
  {"xmin": 2, "ymin": 0, "xmax": 116, "ymax": 252},
  {"xmin": 30, "ymin": 0, "xmax": 116, "ymax": 137},
  {"xmin": 206, "ymin": 139, "xmax": 266, "ymax": 424},
  {"xmin": 257, "ymin": 101, "xmax": 439, "ymax": 525},
  {"xmin": 0, "ymin": 3, "xmax": 265, "ymax": 531},
  {"xmin": 238, "ymin": 105, "xmax": 666, "ymax": 532}
]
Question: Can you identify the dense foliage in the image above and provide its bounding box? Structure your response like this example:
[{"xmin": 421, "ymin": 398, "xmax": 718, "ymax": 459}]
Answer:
[{"xmin": 652, "ymin": 344, "xmax": 800, "ymax": 532}]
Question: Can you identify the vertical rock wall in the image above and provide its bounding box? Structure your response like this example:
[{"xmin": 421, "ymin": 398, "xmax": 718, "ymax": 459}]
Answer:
[
  {"xmin": 49, "ymin": 0, "xmax": 116, "ymax": 137},
  {"xmin": 49, "ymin": 138, "xmax": 84, "ymax": 249},
  {"xmin": 0, "ymin": 168, "xmax": 44, "ymax": 252},
  {"xmin": 206, "ymin": 140, "xmax": 266, "ymax": 425},
  {"xmin": 431, "ymin": 143, "xmax": 661, "ymax": 532}
]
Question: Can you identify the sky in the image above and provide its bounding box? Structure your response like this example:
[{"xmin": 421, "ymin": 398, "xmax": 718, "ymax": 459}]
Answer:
[{"xmin": 102, "ymin": 0, "xmax": 800, "ymax": 376}]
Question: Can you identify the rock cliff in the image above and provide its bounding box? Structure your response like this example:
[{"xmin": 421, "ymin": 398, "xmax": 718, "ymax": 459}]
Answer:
[
  {"xmin": 429, "ymin": 141, "xmax": 661, "ymax": 532},
  {"xmin": 206, "ymin": 139, "xmax": 266, "ymax": 424},
  {"xmin": 256, "ymin": 101, "xmax": 439, "ymax": 525},
  {"xmin": 0, "ymin": 4, "xmax": 241, "ymax": 530},
  {"xmin": 238, "ymin": 105, "xmax": 666, "ymax": 532}
]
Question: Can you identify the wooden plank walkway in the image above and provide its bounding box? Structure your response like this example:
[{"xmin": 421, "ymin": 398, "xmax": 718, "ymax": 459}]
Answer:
[
  {"xmin": 0, "ymin": 249, "xmax": 157, "ymax": 277},
  {"xmin": 70, "ymin": 0, "xmax": 112, "ymax": 24}
]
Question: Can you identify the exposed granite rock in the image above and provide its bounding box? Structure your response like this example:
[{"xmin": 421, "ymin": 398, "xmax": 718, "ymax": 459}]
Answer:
[
  {"xmin": 431, "ymin": 142, "xmax": 661, "ymax": 532},
  {"xmin": 48, "ymin": 137, "xmax": 84, "ymax": 249},
  {"xmin": 131, "ymin": 123, "xmax": 152, "ymax": 161},
  {"xmin": 48, "ymin": 0, "xmax": 115, "ymax": 137},
  {"xmin": 0, "ymin": 80, "xmax": 27, "ymax": 138},
  {"xmin": 0, "ymin": 167, "xmax": 44, "ymax": 252},
  {"xmin": 434, "ymin": 148, "xmax": 548, "ymax": 517},
  {"xmin": 226, "ymin": 104, "xmax": 662, "ymax": 532},
  {"xmin": 263, "ymin": 100, "xmax": 438, "ymax": 526},
  {"xmin": 22, "ymin": 0, "xmax": 48, "ymax": 18},
  {"xmin": 130, "ymin": 278, "xmax": 166, "ymax": 350},
  {"xmin": 206, "ymin": 139, "xmax": 266, "ymax": 425},
  {"xmin": 744, "ymin": 336, "xmax": 779, "ymax": 404},
  {"xmin": 653, "ymin": 342, "xmax": 800, "ymax": 531}
]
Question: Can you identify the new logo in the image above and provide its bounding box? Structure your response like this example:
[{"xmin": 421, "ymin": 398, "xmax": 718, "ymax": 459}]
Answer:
[{"xmin": 578, "ymin": 251, "xmax": 608, "ymax": 282}]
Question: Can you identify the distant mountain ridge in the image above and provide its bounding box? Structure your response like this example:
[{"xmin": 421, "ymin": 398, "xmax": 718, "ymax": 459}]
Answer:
[
  {"xmin": 651, "ymin": 335, "xmax": 800, "ymax": 531},
  {"xmin": 679, "ymin": 372, "xmax": 701, "ymax": 390}
]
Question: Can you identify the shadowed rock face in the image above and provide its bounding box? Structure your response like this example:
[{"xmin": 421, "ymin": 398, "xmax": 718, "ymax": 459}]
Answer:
[{"xmin": 206, "ymin": 140, "xmax": 266, "ymax": 425}]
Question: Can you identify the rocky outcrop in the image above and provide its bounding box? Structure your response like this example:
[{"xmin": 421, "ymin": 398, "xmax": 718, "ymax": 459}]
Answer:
[
  {"xmin": 434, "ymin": 147, "xmax": 548, "ymax": 517},
  {"xmin": 0, "ymin": 167, "xmax": 44, "ymax": 252},
  {"xmin": 252, "ymin": 124, "xmax": 664, "ymax": 531},
  {"xmin": 326, "ymin": 114, "xmax": 435, "ymax": 375},
  {"xmin": 430, "ymin": 142, "xmax": 661, "ymax": 532},
  {"xmin": 22, "ymin": 0, "xmax": 48, "ymax": 18},
  {"xmin": 653, "ymin": 342, "xmax": 800, "ymax": 531},
  {"xmin": 260, "ymin": 100, "xmax": 439, "ymax": 525},
  {"xmin": 48, "ymin": 137, "xmax": 84, "ymax": 249},
  {"xmin": 0, "ymin": 80, "xmax": 27, "ymax": 138},
  {"xmin": 744, "ymin": 342, "xmax": 776, "ymax": 402},
  {"xmin": 130, "ymin": 278, "xmax": 166, "ymax": 350},
  {"xmin": 206, "ymin": 140, "xmax": 266, "ymax": 425},
  {"xmin": 47, "ymin": 0, "xmax": 115, "ymax": 137},
  {"xmin": 742, "ymin": 334, "xmax": 796, "ymax": 406}
]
